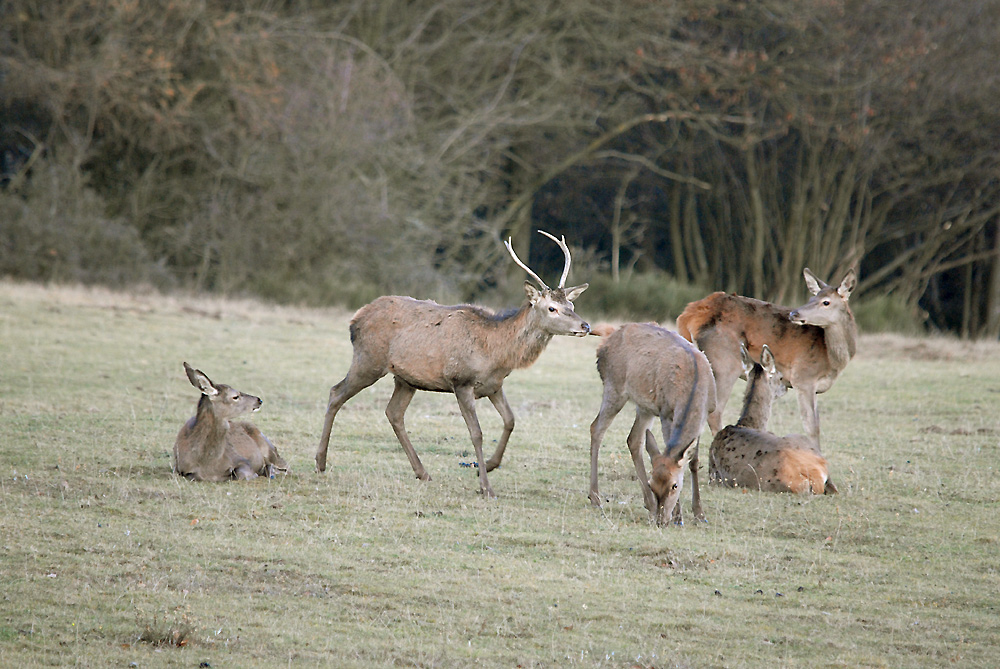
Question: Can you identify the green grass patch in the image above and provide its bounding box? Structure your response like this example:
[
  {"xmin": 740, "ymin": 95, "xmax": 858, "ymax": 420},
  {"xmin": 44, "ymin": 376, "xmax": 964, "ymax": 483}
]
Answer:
[{"xmin": 1, "ymin": 282, "xmax": 998, "ymax": 667}]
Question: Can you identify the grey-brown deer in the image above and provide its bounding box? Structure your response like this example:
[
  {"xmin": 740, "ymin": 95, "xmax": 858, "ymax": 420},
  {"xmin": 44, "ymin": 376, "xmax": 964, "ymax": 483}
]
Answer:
[
  {"xmin": 710, "ymin": 344, "xmax": 836, "ymax": 495},
  {"xmin": 677, "ymin": 267, "xmax": 857, "ymax": 446},
  {"xmin": 315, "ymin": 231, "xmax": 590, "ymax": 497},
  {"xmin": 173, "ymin": 362, "xmax": 288, "ymax": 481},
  {"xmin": 588, "ymin": 323, "xmax": 717, "ymax": 525}
]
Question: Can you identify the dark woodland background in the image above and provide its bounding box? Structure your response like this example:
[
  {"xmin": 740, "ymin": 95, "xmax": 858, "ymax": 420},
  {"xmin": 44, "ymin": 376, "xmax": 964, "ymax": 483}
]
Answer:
[{"xmin": 3, "ymin": 1, "xmax": 1000, "ymax": 336}]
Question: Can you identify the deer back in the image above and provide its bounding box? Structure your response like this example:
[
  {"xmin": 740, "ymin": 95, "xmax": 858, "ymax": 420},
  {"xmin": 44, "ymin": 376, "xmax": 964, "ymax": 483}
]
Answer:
[
  {"xmin": 597, "ymin": 323, "xmax": 716, "ymax": 448},
  {"xmin": 349, "ymin": 284, "xmax": 588, "ymax": 396}
]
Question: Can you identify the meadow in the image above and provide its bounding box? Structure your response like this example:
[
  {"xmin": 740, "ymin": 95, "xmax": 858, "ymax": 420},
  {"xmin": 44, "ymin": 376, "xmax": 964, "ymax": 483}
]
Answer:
[{"xmin": 1, "ymin": 281, "xmax": 998, "ymax": 668}]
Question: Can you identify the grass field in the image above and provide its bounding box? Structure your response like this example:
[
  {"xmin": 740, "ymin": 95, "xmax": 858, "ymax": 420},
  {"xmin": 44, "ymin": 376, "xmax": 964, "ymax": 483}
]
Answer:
[{"xmin": 1, "ymin": 281, "xmax": 998, "ymax": 668}]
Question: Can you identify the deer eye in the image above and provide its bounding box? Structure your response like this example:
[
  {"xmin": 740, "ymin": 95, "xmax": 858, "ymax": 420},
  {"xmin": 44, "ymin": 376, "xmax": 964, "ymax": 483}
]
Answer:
[
  {"xmin": 548, "ymin": 306, "xmax": 557, "ymax": 313},
  {"xmin": 671, "ymin": 483, "xmax": 678, "ymax": 490},
  {"xmin": 822, "ymin": 300, "xmax": 831, "ymax": 306},
  {"xmin": 231, "ymin": 394, "xmax": 241, "ymax": 402}
]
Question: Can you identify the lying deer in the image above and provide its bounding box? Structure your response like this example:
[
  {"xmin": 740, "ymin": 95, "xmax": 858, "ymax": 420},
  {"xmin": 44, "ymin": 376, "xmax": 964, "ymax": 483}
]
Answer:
[
  {"xmin": 173, "ymin": 362, "xmax": 288, "ymax": 481},
  {"xmin": 677, "ymin": 267, "xmax": 857, "ymax": 446},
  {"xmin": 710, "ymin": 345, "xmax": 836, "ymax": 495},
  {"xmin": 315, "ymin": 231, "xmax": 589, "ymax": 497},
  {"xmin": 588, "ymin": 323, "xmax": 717, "ymax": 525}
]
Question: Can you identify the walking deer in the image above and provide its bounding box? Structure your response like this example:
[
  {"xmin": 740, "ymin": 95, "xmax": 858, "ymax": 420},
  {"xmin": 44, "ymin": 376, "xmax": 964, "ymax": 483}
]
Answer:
[
  {"xmin": 173, "ymin": 363, "xmax": 288, "ymax": 481},
  {"xmin": 710, "ymin": 345, "xmax": 836, "ymax": 495},
  {"xmin": 677, "ymin": 267, "xmax": 857, "ymax": 446},
  {"xmin": 315, "ymin": 231, "xmax": 590, "ymax": 497},
  {"xmin": 588, "ymin": 323, "xmax": 717, "ymax": 525}
]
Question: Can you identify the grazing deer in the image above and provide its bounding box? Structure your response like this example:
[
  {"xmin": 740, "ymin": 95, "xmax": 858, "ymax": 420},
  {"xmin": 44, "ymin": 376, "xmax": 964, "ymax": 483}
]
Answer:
[
  {"xmin": 588, "ymin": 323, "xmax": 717, "ymax": 525},
  {"xmin": 710, "ymin": 345, "xmax": 836, "ymax": 495},
  {"xmin": 315, "ymin": 231, "xmax": 590, "ymax": 497},
  {"xmin": 676, "ymin": 267, "xmax": 857, "ymax": 446},
  {"xmin": 173, "ymin": 362, "xmax": 288, "ymax": 481}
]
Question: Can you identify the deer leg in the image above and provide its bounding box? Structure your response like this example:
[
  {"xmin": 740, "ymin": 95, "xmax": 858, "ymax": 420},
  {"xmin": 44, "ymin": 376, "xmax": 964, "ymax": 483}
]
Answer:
[
  {"xmin": 317, "ymin": 370, "xmax": 383, "ymax": 472},
  {"xmin": 696, "ymin": 330, "xmax": 743, "ymax": 434},
  {"xmin": 484, "ymin": 389, "xmax": 514, "ymax": 472},
  {"xmin": 796, "ymin": 386, "xmax": 820, "ymax": 447},
  {"xmin": 385, "ymin": 378, "xmax": 430, "ymax": 481},
  {"xmin": 626, "ymin": 410, "xmax": 657, "ymax": 517},
  {"xmin": 453, "ymin": 385, "xmax": 494, "ymax": 497},
  {"xmin": 688, "ymin": 439, "xmax": 706, "ymax": 522},
  {"xmin": 589, "ymin": 387, "xmax": 627, "ymax": 507},
  {"xmin": 232, "ymin": 460, "xmax": 259, "ymax": 481}
]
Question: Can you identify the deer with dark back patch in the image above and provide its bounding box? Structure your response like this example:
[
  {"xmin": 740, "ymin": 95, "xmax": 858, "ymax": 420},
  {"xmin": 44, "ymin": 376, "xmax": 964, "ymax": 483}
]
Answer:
[
  {"xmin": 174, "ymin": 362, "xmax": 288, "ymax": 481},
  {"xmin": 315, "ymin": 231, "xmax": 590, "ymax": 497},
  {"xmin": 588, "ymin": 323, "xmax": 717, "ymax": 525},
  {"xmin": 677, "ymin": 267, "xmax": 857, "ymax": 447},
  {"xmin": 710, "ymin": 344, "xmax": 836, "ymax": 495}
]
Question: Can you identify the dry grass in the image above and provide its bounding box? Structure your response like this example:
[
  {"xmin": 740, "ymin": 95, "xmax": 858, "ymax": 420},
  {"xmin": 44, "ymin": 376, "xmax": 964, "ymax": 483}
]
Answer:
[{"xmin": 1, "ymin": 280, "xmax": 999, "ymax": 667}]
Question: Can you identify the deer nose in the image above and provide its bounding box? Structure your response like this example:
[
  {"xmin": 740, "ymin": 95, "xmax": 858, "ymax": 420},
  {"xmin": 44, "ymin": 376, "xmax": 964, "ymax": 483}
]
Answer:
[{"xmin": 581, "ymin": 321, "xmax": 591, "ymax": 334}]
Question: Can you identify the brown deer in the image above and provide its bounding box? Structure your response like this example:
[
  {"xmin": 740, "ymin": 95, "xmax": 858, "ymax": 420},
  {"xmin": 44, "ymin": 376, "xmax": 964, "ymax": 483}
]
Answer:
[
  {"xmin": 173, "ymin": 362, "xmax": 288, "ymax": 481},
  {"xmin": 676, "ymin": 267, "xmax": 857, "ymax": 446},
  {"xmin": 315, "ymin": 231, "xmax": 590, "ymax": 497},
  {"xmin": 588, "ymin": 323, "xmax": 717, "ymax": 525},
  {"xmin": 710, "ymin": 344, "xmax": 836, "ymax": 495}
]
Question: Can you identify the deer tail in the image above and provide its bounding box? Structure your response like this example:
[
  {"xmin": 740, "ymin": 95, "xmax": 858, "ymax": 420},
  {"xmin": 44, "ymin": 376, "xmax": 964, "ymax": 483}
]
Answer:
[{"xmin": 675, "ymin": 292, "xmax": 725, "ymax": 342}]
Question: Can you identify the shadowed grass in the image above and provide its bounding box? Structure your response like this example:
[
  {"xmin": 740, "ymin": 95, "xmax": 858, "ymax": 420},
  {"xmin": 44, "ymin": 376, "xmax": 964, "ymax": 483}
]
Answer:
[{"xmin": 1, "ymin": 282, "xmax": 998, "ymax": 667}]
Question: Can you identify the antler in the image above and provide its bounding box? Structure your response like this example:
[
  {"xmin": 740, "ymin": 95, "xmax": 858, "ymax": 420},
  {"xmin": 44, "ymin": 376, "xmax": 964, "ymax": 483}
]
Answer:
[
  {"xmin": 505, "ymin": 237, "xmax": 550, "ymax": 290},
  {"xmin": 537, "ymin": 230, "xmax": 571, "ymax": 288},
  {"xmin": 505, "ymin": 230, "xmax": 574, "ymax": 291}
]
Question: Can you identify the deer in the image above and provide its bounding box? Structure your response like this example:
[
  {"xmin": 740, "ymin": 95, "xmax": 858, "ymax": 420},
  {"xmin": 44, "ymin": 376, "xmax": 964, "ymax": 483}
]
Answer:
[
  {"xmin": 710, "ymin": 344, "xmax": 836, "ymax": 495},
  {"xmin": 315, "ymin": 230, "xmax": 590, "ymax": 497},
  {"xmin": 676, "ymin": 267, "xmax": 857, "ymax": 448},
  {"xmin": 588, "ymin": 322, "xmax": 717, "ymax": 526},
  {"xmin": 173, "ymin": 362, "xmax": 288, "ymax": 481}
]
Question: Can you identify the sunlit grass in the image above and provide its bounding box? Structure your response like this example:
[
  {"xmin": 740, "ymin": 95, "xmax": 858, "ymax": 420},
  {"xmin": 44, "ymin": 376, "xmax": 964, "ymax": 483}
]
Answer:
[{"xmin": 1, "ymin": 281, "xmax": 998, "ymax": 667}]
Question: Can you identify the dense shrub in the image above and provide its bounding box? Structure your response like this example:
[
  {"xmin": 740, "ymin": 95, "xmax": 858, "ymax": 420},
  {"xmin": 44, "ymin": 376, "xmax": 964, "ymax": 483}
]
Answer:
[
  {"xmin": 852, "ymin": 294, "xmax": 926, "ymax": 335},
  {"xmin": 0, "ymin": 157, "xmax": 169, "ymax": 288},
  {"xmin": 583, "ymin": 273, "xmax": 710, "ymax": 323}
]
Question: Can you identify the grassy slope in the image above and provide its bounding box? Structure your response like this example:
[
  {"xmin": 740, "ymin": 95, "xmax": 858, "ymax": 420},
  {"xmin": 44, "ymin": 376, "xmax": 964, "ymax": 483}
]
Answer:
[{"xmin": 0, "ymin": 281, "xmax": 998, "ymax": 668}]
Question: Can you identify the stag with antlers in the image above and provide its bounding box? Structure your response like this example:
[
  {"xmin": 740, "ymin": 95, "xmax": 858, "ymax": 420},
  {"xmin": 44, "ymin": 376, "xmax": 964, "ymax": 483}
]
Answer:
[{"xmin": 315, "ymin": 231, "xmax": 590, "ymax": 497}]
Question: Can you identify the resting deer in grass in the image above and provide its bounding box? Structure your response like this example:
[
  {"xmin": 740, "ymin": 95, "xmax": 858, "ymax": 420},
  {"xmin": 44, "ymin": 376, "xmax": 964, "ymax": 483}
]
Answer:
[
  {"xmin": 588, "ymin": 323, "xmax": 717, "ymax": 525},
  {"xmin": 677, "ymin": 267, "xmax": 857, "ymax": 446},
  {"xmin": 710, "ymin": 345, "xmax": 836, "ymax": 495},
  {"xmin": 315, "ymin": 231, "xmax": 590, "ymax": 497},
  {"xmin": 173, "ymin": 363, "xmax": 288, "ymax": 481}
]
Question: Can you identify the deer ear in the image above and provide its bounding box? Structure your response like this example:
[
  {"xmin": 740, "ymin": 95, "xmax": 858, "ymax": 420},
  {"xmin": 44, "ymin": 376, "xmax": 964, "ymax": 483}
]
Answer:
[
  {"xmin": 184, "ymin": 363, "xmax": 218, "ymax": 397},
  {"xmin": 760, "ymin": 344, "xmax": 776, "ymax": 374},
  {"xmin": 837, "ymin": 269, "xmax": 857, "ymax": 300},
  {"xmin": 739, "ymin": 342, "xmax": 753, "ymax": 379},
  {"xmin": 563, "ymin": 283, "xmax": 588, "ymax": 303},
  {"xmin": 524, "ymin": 281, "xmax": 542, "ymax": 305},
  {"xmin": 802, "ymin": 268, "xmax": 827, "ymax": 296}
]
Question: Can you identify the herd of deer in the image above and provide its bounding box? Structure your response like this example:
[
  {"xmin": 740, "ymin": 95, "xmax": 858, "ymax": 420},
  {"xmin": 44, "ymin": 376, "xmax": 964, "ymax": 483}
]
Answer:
[{"xmin": 173, "ymin": 232, "xmax": 857, "ymax": 526}]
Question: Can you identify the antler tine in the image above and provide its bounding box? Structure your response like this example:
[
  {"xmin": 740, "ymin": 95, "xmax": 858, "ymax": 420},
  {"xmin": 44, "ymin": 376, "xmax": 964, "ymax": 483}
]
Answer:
[
  {"xmin": 505, "ymin": 237, "xmax": 549, "ymax": 290},
  {"xmin": 537, "ymin": 230, "xmax": 571, "ymax": 288}
]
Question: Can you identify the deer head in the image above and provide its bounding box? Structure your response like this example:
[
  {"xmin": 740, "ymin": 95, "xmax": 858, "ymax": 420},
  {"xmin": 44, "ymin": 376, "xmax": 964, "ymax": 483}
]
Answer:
[
  {"xmin": 648, "ymin": 446, "xmax": 694, "ymax": 527},
  {"xmin": 506, "ymin": 230, "xmax": 590, "ymax": 336},
  {"xmin": 184, "ymin": 362, "xmax": 263, "ymax": 420},
  {"xmin": 789, "ymin": 268, "xmax": 857, "ymax": 328}
]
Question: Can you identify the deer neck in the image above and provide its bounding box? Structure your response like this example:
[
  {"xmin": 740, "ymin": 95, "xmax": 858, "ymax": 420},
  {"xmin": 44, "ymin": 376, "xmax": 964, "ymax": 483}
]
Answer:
[
  {"xmin": 498, "ymin": 304, "xmax": 553, "ymax": 370},
  {"xmin": 822, "ymin": 313, "xmax": 857, "ymax": 373},
  {"xmin": 189, "ymin": 396, "xmax": 231, "ymax": 459},
  {"xmin": 736, "ymin": 370, "xmax": 772, "ymax": 430}
]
